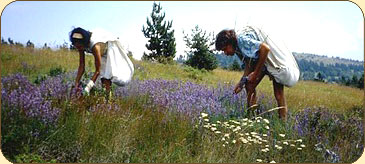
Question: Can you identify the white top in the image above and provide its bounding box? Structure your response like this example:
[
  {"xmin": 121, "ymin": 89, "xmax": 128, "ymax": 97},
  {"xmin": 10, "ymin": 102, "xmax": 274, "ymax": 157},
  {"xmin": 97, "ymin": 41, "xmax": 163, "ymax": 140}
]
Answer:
[{"xmin": 88, "ymin": 28, "xmax": 118, "ymax": 49}]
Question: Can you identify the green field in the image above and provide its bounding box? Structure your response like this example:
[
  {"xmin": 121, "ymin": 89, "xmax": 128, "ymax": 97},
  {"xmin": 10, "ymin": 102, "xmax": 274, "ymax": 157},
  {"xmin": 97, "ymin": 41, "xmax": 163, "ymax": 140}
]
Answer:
[
  {"xmin": 2, "ymin": 45, "xmax": 362, "ymax": 112},
  {"xmin": 1, "ymin": 45, "xmax": 364, "ymax": 163}
]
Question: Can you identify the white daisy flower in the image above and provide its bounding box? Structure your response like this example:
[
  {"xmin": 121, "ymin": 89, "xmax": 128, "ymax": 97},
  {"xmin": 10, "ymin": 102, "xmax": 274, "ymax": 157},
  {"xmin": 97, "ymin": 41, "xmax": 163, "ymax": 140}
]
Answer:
[
  {"xmin": 239, "ymin": 137, "xmax": 248, "ymax": 144},
  {"xmin": 201, "ymin": 113, "xmax": 208, "ymax": 118}
]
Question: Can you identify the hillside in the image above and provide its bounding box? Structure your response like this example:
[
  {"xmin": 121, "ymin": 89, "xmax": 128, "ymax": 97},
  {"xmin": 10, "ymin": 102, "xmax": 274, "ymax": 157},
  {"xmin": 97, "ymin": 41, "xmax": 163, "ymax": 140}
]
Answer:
[
  {"xmin": 215, "ymin": 52, "xmax": 364, "ymax": 84},
  {"xmin": 293, "ymin": 52, "xmax": 364, "ymax": 83},
  {"xmin": 293, "ymin": 52, "xmax": 363, "ymax": 66},
  {"xmin": 1, "ymin": 45, "xmax": 362, "ymax": 113},
  {"xmin": 1, "ymin": 45, "xmax": 363, "ymax": 163}
]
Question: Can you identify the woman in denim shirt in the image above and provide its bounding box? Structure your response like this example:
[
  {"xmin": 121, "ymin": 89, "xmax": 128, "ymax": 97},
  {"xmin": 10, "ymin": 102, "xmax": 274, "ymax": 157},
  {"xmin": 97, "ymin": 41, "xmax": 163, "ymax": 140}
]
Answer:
[{"xmin": 215, "ymin": 27, "xmax": 299, "ymax": 120}]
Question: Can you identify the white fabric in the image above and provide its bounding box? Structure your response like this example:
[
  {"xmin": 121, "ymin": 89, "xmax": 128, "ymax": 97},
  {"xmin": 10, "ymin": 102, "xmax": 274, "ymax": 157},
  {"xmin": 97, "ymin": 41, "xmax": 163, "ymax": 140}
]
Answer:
[
  {"xmin": 83, "ymin": 80, "xmax": 94, "ymax": 94},
  {"xmin": 244, "ymin": 26, "xmax": 300, "ymax": 87},
  {"xmin": 89, "ymin": 29, "xmax": 134, "ymax": 86},
  {"xmin": 89, "ymin": 28, "xmax": 117, "ymax": 48}
]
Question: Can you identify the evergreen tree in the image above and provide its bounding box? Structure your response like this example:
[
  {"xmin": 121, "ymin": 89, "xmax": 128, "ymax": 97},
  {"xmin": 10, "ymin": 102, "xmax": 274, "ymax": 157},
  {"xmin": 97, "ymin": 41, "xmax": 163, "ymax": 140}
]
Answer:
[
  {"xmin": 183, "ymin": 25, "xmax": 218, "ymax": 71},
  {"xmin": 142, "ymin": 2, "xmax": 176, "ymax": 64},
  {"xmin": 26, "ymin": 40, "xmax": 35, "ymax": 49},
  {"xmin": 230, "ymin": 59, "xmax": 242, "ymax": 71},
  {"xmin": 1, "ymin": 37, "xmax": 8, "ymax": 44},
  {"xmin": 314, "ymin": 72, "xmax": 324, "ymax": 82},
  {"xmin": 358, "ymin": 74, "xmax": 364, "ymax": 89},
  {"xmin": 59, "ymin": 41, "xmax": 69, "ymax": 50},
  {"xmin": 43, "ymin": 43, "xmax": 50, "ymax": 50},
  {"xmin": 176, "ymin": 55, "xmax": 186, "ymax": 64},
  {"xmin": 7, "ymin": 38, "xmax": 14, "ymax": 45}
]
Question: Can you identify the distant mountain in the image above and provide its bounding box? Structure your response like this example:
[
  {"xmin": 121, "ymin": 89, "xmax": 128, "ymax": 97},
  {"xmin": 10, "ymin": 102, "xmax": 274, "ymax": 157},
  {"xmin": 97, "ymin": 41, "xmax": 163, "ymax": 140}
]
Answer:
[
  {"xmin": 215, "ymin": 53, "xmax": 243, "ymax": 69},
  {"xmin": 215, "ymin": 52, "xmax": 364, "ymax": 85},
  {"xmin": 293, "ymin": 52, "xmax": 363, "ymax": 66},
  {"xmin": 293, "ymin": 52, "xmax": 363, "ymax": 83}
]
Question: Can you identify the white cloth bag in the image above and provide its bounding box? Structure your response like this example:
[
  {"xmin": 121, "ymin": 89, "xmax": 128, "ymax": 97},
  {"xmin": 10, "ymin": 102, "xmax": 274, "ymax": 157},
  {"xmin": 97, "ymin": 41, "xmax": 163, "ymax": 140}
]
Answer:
[
  {"xmin": 244, "ymin": 26, "xmax": 300, "ymax": 87},
  {"xmin": 89, "ymin": 29, "xmax": 134, "ymax": 86},
  {"xmin": 101, "ymin": 41, "xmax": 134, "ymax": 86}
]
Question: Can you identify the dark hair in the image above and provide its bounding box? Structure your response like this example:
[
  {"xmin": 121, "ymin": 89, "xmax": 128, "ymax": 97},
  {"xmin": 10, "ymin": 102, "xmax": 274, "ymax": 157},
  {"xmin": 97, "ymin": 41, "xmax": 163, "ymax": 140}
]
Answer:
[
  {"xmin": 69, "ymin": 27, "xmax": 91, "ymax": 47},
  {"xmin": 215, "ymin": 29, "xmax": 237, "ymax": 50}
]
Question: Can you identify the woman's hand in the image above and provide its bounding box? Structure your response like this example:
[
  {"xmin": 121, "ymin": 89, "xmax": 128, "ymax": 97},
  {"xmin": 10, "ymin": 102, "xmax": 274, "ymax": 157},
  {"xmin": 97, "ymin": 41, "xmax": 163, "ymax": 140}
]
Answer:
[
  {"xmin": 234, "ymin": 83, "xmax": 243, "ymax": 94},
  {"xmin": 248, "ymin": 72, "xmax": 258, "ymax": 84}
]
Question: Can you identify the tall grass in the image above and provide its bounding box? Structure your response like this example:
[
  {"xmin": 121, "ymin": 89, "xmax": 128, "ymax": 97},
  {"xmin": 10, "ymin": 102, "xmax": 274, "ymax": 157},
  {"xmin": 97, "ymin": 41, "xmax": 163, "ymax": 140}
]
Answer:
[
  {"xmin": 1, "ymin": 45, "xmax": 363, "ymax": 163},
  {"xmin": 1, "ymin": 45, "xmax": 94, "ymax": 81}
]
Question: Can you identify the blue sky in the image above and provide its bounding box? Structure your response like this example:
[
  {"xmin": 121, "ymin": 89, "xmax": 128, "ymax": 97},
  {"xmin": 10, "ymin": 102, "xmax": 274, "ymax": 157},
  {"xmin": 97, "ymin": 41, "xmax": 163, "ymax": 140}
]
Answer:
[{"xmin": 1, "ymin": 1, "xmax": 364, "ymax": 61}]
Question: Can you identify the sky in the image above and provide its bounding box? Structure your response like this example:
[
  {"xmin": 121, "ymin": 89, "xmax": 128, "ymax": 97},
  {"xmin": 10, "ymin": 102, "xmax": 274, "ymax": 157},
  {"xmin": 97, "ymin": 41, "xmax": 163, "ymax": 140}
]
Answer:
[{"xmin": 1, "ymin": 1, "xmax": 364, "ymax": 61}]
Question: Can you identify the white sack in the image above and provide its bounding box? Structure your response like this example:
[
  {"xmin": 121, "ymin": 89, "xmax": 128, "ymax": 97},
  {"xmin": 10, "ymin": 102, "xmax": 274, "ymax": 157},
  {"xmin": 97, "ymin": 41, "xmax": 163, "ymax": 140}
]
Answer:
[
  {"xmin": 100, "ymin": 40, "xmax": 134, "ymax": 86},
  {"xmin": 243, "ymin": 26, "xmax": 300, "ymax": 87}
]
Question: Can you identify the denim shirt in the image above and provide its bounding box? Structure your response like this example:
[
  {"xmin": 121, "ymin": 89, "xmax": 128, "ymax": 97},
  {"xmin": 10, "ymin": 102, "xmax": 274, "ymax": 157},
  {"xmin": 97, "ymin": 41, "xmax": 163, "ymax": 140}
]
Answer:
[{"xmin": 236, "ymin": 34, "xmax": 262, "ymax": 60}]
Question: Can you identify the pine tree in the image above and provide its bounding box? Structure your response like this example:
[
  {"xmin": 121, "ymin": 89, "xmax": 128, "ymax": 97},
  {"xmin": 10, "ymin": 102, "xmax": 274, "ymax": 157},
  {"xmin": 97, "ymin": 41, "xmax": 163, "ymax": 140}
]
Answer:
[
  {"xmin": 230, "ymin": 59, "xmax": 242, "ymax": 71},
  {"xmin": 7, "ymin": 38, "xmax": 14, "ymax": 45},
  {"xmin": 358, "ymin": 73, "xmax": 364, "ymax": 89},
  {"xmin": 1, "ymin": 37, "xmax": 8, "ymax": 45},
  {"xmin": 142, "ymin": 2, "xmax": 176, "ymax": 64},
  {"xmin": 26, "ymin": 40, "xmax": 35, "ymax": 49},
  {"xmin": 183, "ymin": 25, "xmax": 218, "ymax": 71}
]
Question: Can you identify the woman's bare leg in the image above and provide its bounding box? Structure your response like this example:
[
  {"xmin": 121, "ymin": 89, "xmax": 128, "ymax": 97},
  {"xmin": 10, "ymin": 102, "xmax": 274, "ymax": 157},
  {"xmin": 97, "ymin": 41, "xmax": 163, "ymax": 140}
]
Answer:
[{"xmin": 273, "ymin": 80, "xmax": 287, "ymax": 120}]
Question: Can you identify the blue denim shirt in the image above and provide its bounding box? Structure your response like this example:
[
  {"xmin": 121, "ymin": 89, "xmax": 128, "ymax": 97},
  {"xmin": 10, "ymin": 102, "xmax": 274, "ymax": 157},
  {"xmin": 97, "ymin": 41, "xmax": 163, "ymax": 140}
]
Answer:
[{"xmin": 236, "ymin": 34, "xmax": 262, "ymax": 60}]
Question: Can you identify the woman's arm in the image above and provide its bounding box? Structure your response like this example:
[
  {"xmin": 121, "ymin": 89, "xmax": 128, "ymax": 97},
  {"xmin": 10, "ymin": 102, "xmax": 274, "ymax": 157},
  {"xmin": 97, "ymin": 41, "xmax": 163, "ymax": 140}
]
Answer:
[
  {"xmin": 91, "ymin": 43, "xmax": 102, "ymax": 82},
  {"xmin": 248, "ymin": 43, "xmax": 270, "ymax": 83},
  {"xmin": 75, "ymin": 50, "xmax": 85, "ymax": 88}
]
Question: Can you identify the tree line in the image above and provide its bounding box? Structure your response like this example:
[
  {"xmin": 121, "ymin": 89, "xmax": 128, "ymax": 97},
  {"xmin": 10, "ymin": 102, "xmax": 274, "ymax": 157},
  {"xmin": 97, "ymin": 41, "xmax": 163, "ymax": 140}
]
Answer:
[{"xmin": 296, "ymin": 58, "xmax": 364, "ymax": 89}]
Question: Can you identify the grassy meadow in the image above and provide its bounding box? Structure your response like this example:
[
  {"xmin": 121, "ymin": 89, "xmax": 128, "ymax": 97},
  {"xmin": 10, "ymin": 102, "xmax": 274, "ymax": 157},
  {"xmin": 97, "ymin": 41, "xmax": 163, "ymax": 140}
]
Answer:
[{"xmin": 1, "ymin": 45, "xmax": 364, "ymax": 163}]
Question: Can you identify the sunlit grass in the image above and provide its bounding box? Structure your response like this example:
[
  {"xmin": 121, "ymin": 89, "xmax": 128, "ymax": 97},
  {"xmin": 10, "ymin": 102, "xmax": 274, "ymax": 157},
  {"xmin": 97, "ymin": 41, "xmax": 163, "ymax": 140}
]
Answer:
[
  {"xmin": 132, "ymin": 58, "xmax": 362, "ymax": 113},
  {"xmin": 1, "ymin": 45, "xmax": 363, "ymax": 163},
  {"xmin": 1, "ymin": 45, "xmax": 94, "ymax": 81},
  {"xmin": 1, "ymin": 44, "xmax": 362, "ymax": 112}
]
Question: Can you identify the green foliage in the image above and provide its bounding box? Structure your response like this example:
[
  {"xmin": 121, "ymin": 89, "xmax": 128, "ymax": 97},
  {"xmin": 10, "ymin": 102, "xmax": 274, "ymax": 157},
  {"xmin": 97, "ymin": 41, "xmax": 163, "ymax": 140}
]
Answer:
[
  {"xmin": 1, "ymin": 40, "xmax": 364, "ymax": 163},
  {"xmin": 215, "ymin": 53, "xmax": 243, "ymax": 69},
  {"xmin": 229, "ymin": 59, "xmax": 242, "ymax": 71},
  {"xmin": 1, "ymin": 105, "xmax": 53, "ymax": 161},
  {"xmin": 26, "ymin": 40, "xmax": 35, "ymax": 49},
  {"xmin": 142, "ymin": 2, "xmax": 176, "ymax": 63},
  {"xmin": 34, "ymin": 66, "xmax": 66, "ymax": 84},
  {"xmin": 49, "ymin": 66, "xmax": 65, "ymax": 77},
  {"xmin": 183, "ymin": 66, "xmax": 207, "ymax": 81},
  {"xmin": 1, "ymin": 37, "xmax": 8, "ymax": 44},
  {"xmin": 184, "ymin": 25, "xmax": 218, "ymax": 71},
  {"xmin": 15, "ymin": 153, "xmax": 56, "ymax": 163}
]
